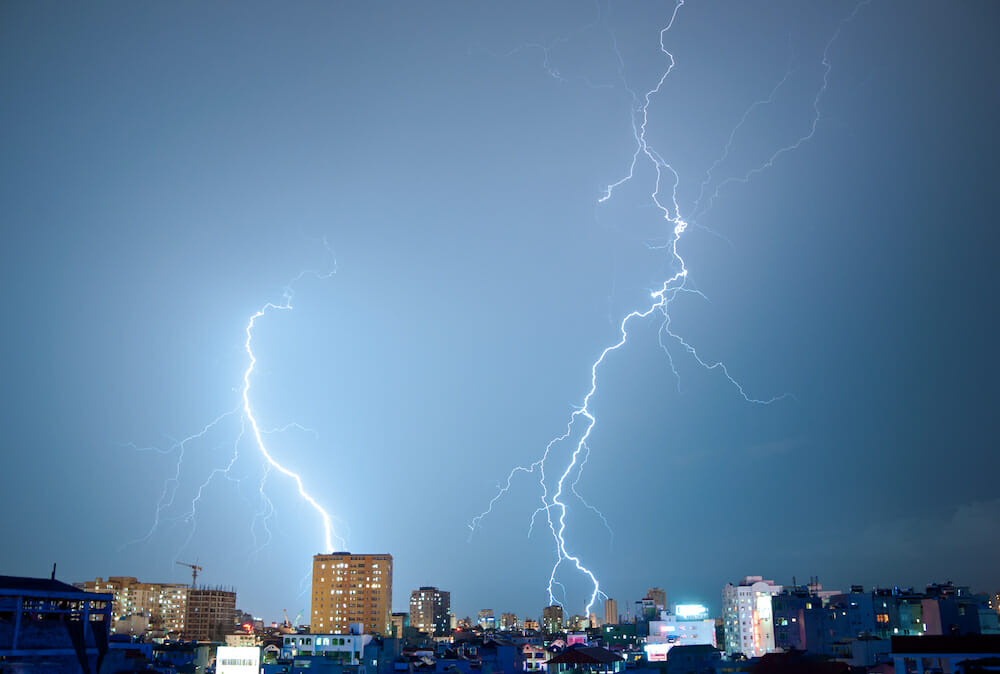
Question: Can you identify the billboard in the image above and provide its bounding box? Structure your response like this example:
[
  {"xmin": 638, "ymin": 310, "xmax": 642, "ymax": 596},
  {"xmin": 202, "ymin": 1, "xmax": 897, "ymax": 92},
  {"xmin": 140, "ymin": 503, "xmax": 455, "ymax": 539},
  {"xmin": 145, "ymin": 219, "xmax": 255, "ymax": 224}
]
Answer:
[
  {"xmin": 217, "ymin": 646, "xmax": 260, "ymax": 674},
  {"xmin": 674, "ymin": 604, "xmax": 709, "ymax": 620}
]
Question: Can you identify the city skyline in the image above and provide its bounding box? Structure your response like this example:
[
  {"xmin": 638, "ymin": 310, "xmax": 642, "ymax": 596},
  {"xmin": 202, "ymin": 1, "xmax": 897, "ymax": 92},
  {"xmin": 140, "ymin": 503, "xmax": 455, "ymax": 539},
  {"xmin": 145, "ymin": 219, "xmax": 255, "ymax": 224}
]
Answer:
[
  {"xmin": 63, "ymin": 567, "xmax": 1000, "ymax": 631},
  {"xmin": 7, "ymin": 570, "xmax": 998, "ymax": 674},
  {"xmin": 1, "ymin": 0, "xmax": 998, "ymax": 622}
]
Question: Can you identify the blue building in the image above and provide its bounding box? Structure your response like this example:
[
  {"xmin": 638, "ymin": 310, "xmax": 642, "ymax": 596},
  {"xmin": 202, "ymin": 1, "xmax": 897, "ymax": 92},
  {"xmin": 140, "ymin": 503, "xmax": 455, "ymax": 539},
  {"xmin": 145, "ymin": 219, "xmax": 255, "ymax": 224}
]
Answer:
[{"xmin": 0, "ymin": 574, "xmax": 112, "ymax": 674}]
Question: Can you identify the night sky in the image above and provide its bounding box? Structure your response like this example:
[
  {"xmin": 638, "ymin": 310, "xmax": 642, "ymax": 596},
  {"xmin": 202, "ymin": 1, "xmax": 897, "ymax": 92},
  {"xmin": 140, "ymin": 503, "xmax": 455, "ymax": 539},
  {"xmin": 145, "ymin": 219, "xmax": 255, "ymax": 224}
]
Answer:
[{"xmin": 2, "ymin": 1, "xmax": 998, "ymax": 622}]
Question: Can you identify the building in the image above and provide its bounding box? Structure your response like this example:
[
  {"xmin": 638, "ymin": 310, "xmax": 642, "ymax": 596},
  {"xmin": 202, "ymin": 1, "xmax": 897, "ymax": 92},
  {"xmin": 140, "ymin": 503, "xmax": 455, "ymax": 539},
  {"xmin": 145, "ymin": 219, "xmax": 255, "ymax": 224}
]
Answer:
[
  {"xmin": 772, "ymin": 585, "xmax": 822, "ymax": 653},
  {"xmin": 546, "ymin": 645, "xmax": 624, "ymax": 674},
  {"xmin": 770, "ymin": 581, "xmax": 1000, "ymax": 661},
  {"xmin": 268, "ymin": 634, "xmax": 401, "ymax": 674},
  {"xmin": 280, "ymin": 632, "xmax": 371, "ymax": 663},
  {"xmin": 524, "ymin": 618, "xmax": 540, "ymax": 632},
  {"xmin": 637, "ymin": 598, "xmax": 657, "ymax": 621},
  {"xmin": 647, "ymin": 589, "xmax": 667, "ymax": 612},
  {"xmin": 1, "ymin": 574, "xmax": 113, "ymax": 674},
  {"xmin": 152, "ymin": 640, "xmax": 213, "ymax": 673},
  {"xmin": 645, "ymin": 605, "xmax": 716, "ymax": 662},
  {"xmin": 223, "ymin": 632, "xmax": 256, "ymax": 648},
  {"xmin": 185, "ymin": 587, "xmax": 236, "ymax": 641},
  {"xmin": 500, "ymin": 613, "xmax": 519, "ymax": 631},
  {"xmin": 478, "ymin": 609, "xmax": 496, "ymax": 630},
  {"xmin": 602, "ymin": 623, "xmax": 639, "ymax": 650},
  {"xmin": 410, "ymin": 587, "xmax": 450, "ymax": 636},
  {"xmin": 921, "ymin": 582, "xmax": 1000, "ymax": 636},
  {"xmin": 604, "ymin": 599, "xmax": 618, "ymax": 626},
  {"xmin": 656, "ymin": 606, "xmax": 716, "ymax": 643},
  {"xmin": 663, "ymin": 644, "xmax": 722, "ymax": 674},
  {"xmin": 217, "ymin": 645, "xmax": 260, "ymax": 674},
  {"xmin": 890, "ymin": 634, "xmax": 1000, "ymax": 674},
  {"xmin": 479, "ymin": 640, "xmax": 521, "ymax": 674},
  {"xmin": 543, "ymin": 605, "xmax": 564, "ymax": 634},
  {"xmin": 523, "ymin": 644, "xmax": 548, "ymax": 672},
  {"xmin": 311, "ymin": 552, "xmax": 393, "ymax": 635},
  {"xmin": 76, "ymin": 576, "xmax": 189, "ymax": 635},
  {"xmin": 391, "ymin": 612, "xmax": 408, "ymax": 639},
  {"xmin": 722, "ymin": 576, "xmax": 782, "ymax": 657}
]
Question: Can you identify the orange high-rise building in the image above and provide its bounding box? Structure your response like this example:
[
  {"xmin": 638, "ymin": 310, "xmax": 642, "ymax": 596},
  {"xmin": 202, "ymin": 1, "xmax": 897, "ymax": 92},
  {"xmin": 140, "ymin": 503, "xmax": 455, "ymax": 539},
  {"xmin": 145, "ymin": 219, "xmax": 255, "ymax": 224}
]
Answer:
[{"xmin": 311, "ymin": 553, "xmax": 393, "ymax": 635}]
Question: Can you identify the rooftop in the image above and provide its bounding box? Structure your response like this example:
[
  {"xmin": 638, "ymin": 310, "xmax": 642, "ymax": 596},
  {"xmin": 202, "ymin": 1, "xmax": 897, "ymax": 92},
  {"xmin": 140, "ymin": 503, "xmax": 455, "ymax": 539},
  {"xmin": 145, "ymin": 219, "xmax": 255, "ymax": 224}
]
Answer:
[
  {"xmin": 547, "ymin": 645, "xmax": 623, "ymax": 666},
  {"xmin": 891, "ymin": 635, "xmax": 1000, "ymax": 655},
  {"xmin": 0, "ymin": 575, "xmax": 97, "ymax": 595}
]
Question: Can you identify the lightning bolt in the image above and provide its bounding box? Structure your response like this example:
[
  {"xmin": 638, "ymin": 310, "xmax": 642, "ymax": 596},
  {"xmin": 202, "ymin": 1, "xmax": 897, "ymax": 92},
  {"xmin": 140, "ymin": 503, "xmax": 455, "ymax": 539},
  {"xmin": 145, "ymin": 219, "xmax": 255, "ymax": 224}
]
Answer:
[
  {"xmin": 251, "ymin": 463, "xmax": 276, "ymax": 555},
  {"xmin": 471, "ymin": 0, "xmax": 866, "ymax": 616},
  {"xmin": 126, "ymin": 245, "xmax": 345, "ymax": 561},
  {"xmin": 693, "ymin": 0, "xmax": 872, "ymax": 224},
  {"xmin": 691, "ymin": 55, "xmax": 797, "ymax": 218},
  {"xmin": 251, "ymin": 424, "xmax": 319, "ymax": 554},
  {"xmin": 476, "ymin": 1, "xmax": 615, "ymax": 92},
  {"xmin": 121, "ymin": 407, "xmax": 241, "ymax": 550},
  {"xmin": 175, "ymin": 419, "xmax": 246, "ymax": 555},
  {"xmin": 241, "ymin": 288, "xmax": 344, "ymax": 554}
]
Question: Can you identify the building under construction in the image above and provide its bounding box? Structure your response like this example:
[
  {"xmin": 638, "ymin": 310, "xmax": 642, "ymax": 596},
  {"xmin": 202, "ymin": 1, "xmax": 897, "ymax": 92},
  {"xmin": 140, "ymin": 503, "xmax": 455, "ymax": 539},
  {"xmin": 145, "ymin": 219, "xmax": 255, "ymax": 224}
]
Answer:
[
  {"xmin": 184, "ymin": 587, "xmax": 236, "ymax": 642},
  {"xmin": 76, "ymin": 577, "xmax": 235, "ymax": 641}
]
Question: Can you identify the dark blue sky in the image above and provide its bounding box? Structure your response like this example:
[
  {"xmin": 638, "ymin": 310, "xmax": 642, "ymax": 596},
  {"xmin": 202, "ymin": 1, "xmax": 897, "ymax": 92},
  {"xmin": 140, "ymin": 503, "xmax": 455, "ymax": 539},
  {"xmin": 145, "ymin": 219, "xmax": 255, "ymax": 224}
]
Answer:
[{"xmin": 2, "ymin": 1, "xmax": 998, "ymax": 622}]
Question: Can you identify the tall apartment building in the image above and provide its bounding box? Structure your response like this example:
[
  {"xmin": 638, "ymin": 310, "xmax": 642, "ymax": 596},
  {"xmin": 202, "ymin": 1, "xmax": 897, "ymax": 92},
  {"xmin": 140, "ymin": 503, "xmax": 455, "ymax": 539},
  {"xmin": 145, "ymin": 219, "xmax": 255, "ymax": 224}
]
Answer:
[
  {"xmin": 185, "ymin": 588, "xmax": 236, "ymax": 641},
  {"xmin": 312, "ymin": 553, "xmax": 393, "ymax": 635},
  {"xmin": 722, "ymin": 576, "xmax": 783, "ymax": 657},
  {"xmin": 76, "ymin": 577, "xmax": 189, "ymax": 634},
  {"xmin": 499, "ymin": 613, "xmax": 518, "ymax": 631},
  {"xmin": 409, "ymin": 586, "xmax": 450, "ymax": 636},
  {"xmin": 604, "ymin": 598, "xmax": 618, "ymax": 625},
  {"xmin": 542, "ymin": 604, "xmax": 564, "ymax": 633},
  {"xmin": 477, "ymin": 609, "xmax": 495, "ymax": 630},
  {"xmin": 647, "ymin": 588, "xmax": 667, "ymax": 611}
]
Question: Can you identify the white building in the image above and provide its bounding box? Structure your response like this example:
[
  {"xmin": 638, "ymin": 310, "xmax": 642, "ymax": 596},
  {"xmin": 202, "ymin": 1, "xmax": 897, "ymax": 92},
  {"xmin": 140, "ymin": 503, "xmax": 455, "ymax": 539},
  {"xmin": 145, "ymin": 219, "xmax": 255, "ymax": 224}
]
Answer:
[
  {"xmin": 280, "ymin": 633, "xmax": 372, "ymax": 664},
  {"xmin": 216, "ymin": 646, "xmax": 260, "ymax": 674},
  {"xmin": 722, "ymin": 576, "xmax": 783, "ymax": 657},
  {"xmin": 644, "ymin": 605, "xmax": 717, "ymax": 662},
  {"xmin": 522, "ymin": 644, "xmax": 548, "ymax": 672}
]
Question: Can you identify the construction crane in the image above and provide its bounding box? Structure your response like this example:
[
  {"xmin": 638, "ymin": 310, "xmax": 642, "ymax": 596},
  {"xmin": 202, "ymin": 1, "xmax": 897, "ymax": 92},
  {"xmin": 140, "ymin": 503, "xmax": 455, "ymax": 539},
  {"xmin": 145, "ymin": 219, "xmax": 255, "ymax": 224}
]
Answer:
[{"xmin": 176, "ymin": 561, "xmax": 202, "ymax": 589}]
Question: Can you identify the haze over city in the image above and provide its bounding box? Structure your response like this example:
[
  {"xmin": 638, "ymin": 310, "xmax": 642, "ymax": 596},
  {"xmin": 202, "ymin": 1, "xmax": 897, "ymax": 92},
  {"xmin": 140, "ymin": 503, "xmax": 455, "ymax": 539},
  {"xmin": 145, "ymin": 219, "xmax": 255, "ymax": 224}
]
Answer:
[{"xmin": 1, "ymin": 0, "xmax": 997, "ymax": 624}]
